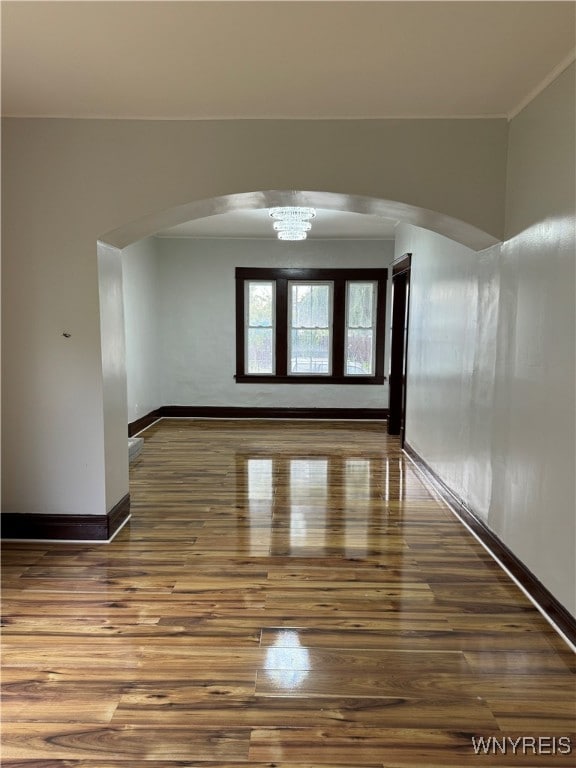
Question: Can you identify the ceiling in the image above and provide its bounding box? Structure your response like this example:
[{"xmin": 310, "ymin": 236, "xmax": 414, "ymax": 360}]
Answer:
[
  {"xmin": 3, "ymin": 1, "xmax": 574, "ymax": 241},
  {"xmin": 2, "ymin": 2, "xmax": 575, "ymax": 120},
  {"xmin": 155, "ymin": 208, "xmax": 398, "ymax": 239}
]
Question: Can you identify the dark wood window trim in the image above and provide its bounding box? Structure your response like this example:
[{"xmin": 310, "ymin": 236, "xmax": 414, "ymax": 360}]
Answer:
[
  {"xmin": 392, "ymin": 252, "xmax": 412, "ymax": 277},
  {"xmin": 235, "ymin": 267, "xmax": 388, "ymax": 385}
]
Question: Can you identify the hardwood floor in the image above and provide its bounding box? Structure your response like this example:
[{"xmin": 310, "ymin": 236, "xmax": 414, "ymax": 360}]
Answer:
[{"xmin": 2, "ymin": 419, "xmax": 574, "ymax": 766}]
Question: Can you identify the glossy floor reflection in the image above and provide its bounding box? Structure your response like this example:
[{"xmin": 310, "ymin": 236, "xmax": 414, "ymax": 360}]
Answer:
[{"xmin": 2, "ymin": 419, "xmax": 574, "ymax": 766}]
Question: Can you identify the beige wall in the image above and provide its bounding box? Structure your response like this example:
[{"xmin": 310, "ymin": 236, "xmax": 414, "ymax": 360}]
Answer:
[
  {"xmin": 1, "ymin": 116, "xmax": 507, "ymax": 517},
  {"xmin": 2, "ymin": 117, "xmax": 508, "ymax": 240}
]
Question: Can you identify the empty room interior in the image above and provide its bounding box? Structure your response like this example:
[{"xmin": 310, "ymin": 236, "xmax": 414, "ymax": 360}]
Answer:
[{"xmin": 1, "ymin": 1, "xmax": 575, "ymax": 765}]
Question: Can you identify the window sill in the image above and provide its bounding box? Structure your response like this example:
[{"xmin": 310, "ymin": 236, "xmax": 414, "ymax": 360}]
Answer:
[{"xmin": 235, "ymin": 374, "xmax": 386, "ymax": 385}]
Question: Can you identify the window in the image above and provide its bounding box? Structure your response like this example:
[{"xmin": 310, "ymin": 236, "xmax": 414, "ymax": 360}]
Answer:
[
  {"xmin": 345, "ymin": 281, "xmax": 377, "ymax": 375},
  {"xmin": 236, "ymin": 268, "xmax": 387, "ymax": 384},
  {"xmin": 246, "ymin": 281, "xmax": 275, "ymax": 374},
  {"xmin": 289, "ymin": 281, "xmax": 333, "ymax": 375}
]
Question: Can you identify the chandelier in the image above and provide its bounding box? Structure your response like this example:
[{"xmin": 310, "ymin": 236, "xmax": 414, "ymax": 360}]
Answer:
[{"xmin": 269, "ymin": 207, "xmax": 316, "ymax": 241}]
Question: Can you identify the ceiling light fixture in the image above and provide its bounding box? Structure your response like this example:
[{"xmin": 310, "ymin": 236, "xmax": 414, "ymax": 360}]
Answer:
[
  {"xmin": 277, "ymin": 230, "xmax": 308, "ymax": 241},
  {"xmin": 269, "ymin": 207, "xmax": 316, "ymax": 220},
  {"xmin": 269, "ymin": 206, "xmax": 316, "ymax": 241},
  {"xmin": 273, "ymin": 221, "xmax": 312, "ymax": 233}
]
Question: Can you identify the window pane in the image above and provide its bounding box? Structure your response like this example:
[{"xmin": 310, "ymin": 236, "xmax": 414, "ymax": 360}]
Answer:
[
  {"xmin": 248, "ymin": 282, "xmax": 273, "ymax": 327},
  {"xmin": 246, "ymin": 281, "xmax": 274, "ymax": 374},
  {"xmin": 311, "ymin": 284, "xmax": 330, "ymax": 327},
  {"xmin": 346, "ymin": 282, "xmax": 376, "ymax": 376},
  {"xmin": 347, "ymin": 282, "xmax": 374, "ymax": 328},
  {"xmin": 247, "ymin": 327, "xmax": 274, "ymax": 373},
  {"xmin": 290, "ymin": 329, "xmax": 330, "ymax": 373},
  {"xmin": 292, "ymin": 283, "xmax": 330, "ymax": 328},
  {"xmin": 346, "ymin": 328, "xmax": 374, "ymax": 375},
  {"xmin": 292, "ymin": 284, "xmax": 311, "ymax": 327}
]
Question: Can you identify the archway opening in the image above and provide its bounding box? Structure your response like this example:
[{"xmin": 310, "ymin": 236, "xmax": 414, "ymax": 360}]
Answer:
[
  {"xmin": 101, "ymin": 189, "xmax": 499, "ymax": 252},
  {"xmin": 97, "ymin": 188, "xmax": 501, "ymax": 539}
]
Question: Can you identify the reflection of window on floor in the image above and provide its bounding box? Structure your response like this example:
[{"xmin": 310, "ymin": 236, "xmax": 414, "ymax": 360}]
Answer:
[
  {"xmin": 244, "ymin": 458, "xmax": 273, "ymax": 553},
  {"xmin": 238, "ymin": 452, "xmax": 405, "ymax": 556},
  {"xmin": 345, "ymin": 459, "xmax": 370, "ymax": 554},
  {"xmin": 247, "ymin": 458, "xmax": 273, "ymax": 500},
  {"xmin": 385, "ymin": 457, "xmax": 390, "ymax": 502},
  {"xmin": 289, "ymin": 459, "xmax": 328, "ymax": 501},
  {"xmin": 289, "ymin": 459, "xmax": 327, "ymax": 547},
  {"xmin": 345, "ymin": 458, "xmax": 371, "ymax": 501}
]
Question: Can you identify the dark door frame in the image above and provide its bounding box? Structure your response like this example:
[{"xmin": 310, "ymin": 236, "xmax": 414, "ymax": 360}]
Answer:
[{"xmin": 388, "ymin": 253, "xmax": 411, "ymax": 444}]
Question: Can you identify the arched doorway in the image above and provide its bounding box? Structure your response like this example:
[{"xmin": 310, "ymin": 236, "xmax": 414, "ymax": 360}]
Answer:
[
  {"xmin": 95, "ymin": 189, "xmax": 499, "ymax": 541},
  {"xmin": 101, "ymin": 190, "xmax": 499, "ymax": 252}
]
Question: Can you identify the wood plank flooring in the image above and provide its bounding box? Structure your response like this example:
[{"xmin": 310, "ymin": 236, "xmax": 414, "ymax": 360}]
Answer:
[{"xmin": 2, "ymin": 419, "xmax": 575, "ymax": 766}]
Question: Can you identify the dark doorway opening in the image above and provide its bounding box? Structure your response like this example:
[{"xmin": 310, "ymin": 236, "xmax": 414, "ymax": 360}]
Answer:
[{"xmin": 387, "ymin": 253, "xmax": 411, "ymax": 444}]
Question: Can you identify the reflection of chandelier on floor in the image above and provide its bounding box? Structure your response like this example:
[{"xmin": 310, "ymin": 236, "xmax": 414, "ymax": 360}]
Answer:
[{"xmin": 269, "ymin": 207, "xmax": 316, "ymax": 241}]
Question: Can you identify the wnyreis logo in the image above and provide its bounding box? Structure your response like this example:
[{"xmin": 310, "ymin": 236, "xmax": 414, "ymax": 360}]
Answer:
[{"xmin": 471, "ymin": 736, "xmax": 572, "ymax": 756}]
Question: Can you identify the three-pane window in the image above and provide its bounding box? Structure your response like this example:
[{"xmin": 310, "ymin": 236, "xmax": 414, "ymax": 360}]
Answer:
[{"xmin": 236, "ymin": 268, "xmax": 387, "ymax": 384}]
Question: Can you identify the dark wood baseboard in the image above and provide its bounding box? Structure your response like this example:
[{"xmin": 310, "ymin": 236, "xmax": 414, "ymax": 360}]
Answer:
[
  {"xmin": 128, "ymin": 409, "xmax": 162, "ymax": 437},
  {"xmin": 129, "ymin": 406, "xmax": 388, "ymax": 434},
  {"xmin": 161, "ymin": 406, "xmax": 388, "ymax": 420},
  {"xmin": 1, "ymin": 494, "xmax": 131, "ymax": 543},
  {"xmin": 403, "ymin": 442, "xmax": 576, "ymax": 645}
]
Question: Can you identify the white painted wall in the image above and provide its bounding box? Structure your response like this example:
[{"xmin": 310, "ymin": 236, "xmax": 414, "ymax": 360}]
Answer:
[
  {"xmin": 121, "ymin": 237, "xmax": 161, "ymax": 422},
  {"xmin": 97, "ymin": 242, "xmax": 129, "ymax": 511},
  {"xmin": 397, "ymin": 224, "xmax": 500, "ymax": 518},
  {"xmin": 497, "ymin": 62, "xmax": 575, "ymax": 614},
  {"xmin": 401, "ymin": 62, "xmax": 575, "ymax": 615},
  {"xmin": 155, "ymin": 238, "xmax": 394, "ymax": 409}
]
